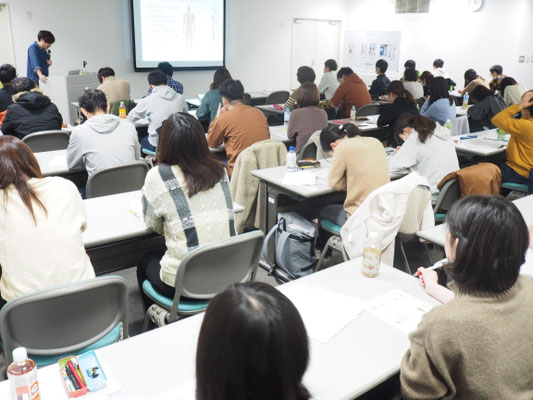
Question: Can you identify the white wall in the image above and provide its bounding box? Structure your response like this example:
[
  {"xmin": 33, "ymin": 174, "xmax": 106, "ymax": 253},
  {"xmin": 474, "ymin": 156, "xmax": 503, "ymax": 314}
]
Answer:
[{"xmin": 345, "ymin": 0, "xmax": 533, "ymax": 89}]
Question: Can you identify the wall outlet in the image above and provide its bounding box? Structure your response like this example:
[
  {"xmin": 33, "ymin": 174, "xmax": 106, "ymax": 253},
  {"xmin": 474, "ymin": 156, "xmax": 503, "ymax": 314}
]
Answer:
[{"xmin": 519, "ymin": 55, "xmax": 525, "ymax": 63}]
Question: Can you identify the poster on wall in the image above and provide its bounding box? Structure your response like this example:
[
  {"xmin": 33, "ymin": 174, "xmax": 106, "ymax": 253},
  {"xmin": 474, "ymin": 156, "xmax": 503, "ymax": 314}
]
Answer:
[{"xmin": 342, "ymin": 31, "xmax": 401, "ymax": 73}]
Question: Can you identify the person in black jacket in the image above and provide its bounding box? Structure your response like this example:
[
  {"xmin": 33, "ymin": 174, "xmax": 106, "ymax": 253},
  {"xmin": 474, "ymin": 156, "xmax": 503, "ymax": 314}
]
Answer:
[
  {"xmin": 369, "ymin": 59, "xmax": 391, "ymax": 99},
  {"xmin": 377, "ymin": 80, "xmax": 419, "ymax": 146},
  {"xmin": 0, "ymin": 64, "xmax": 16, "ymax": 113},
  {"xmin": 0, "ymin": 77, "xmax": 62, "ymax": 138}
]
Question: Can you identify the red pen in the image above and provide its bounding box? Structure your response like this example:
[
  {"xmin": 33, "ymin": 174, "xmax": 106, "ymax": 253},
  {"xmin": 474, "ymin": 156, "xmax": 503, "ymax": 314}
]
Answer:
[{"xmin": 67, "ymin": 360, "xmax": 85, "ymax": 389}]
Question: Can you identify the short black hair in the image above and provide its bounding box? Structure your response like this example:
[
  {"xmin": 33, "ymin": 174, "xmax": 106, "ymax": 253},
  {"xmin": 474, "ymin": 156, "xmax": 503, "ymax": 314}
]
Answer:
[
  {"xmin": 97, "ymin": 67, "xmax": 115, "ymax": 84},
  {"xmin": 489, "ymin": 64, "xmax": 503, "ymax": 75},
  {"xmin": 376, "ymin": 59, "xmax": 388, "ymax": 73},
  {"xmin": 157, "ymin": 62, "xmax": 174, "ymax": 77},
  {"xmin": 404, "ymin": 59, "xmax": 416, "ymax": 69},
  {"xmin": 444, "ymin": 196, "xmax": 528, "ymax": 293},
  {"xmin": 78, "ymin": 89, "xmax": 107, "ymax": 114},
  {"xmin": 37, "ymin": 30, "xmax": 55, "ymax": 44},
  {"xmin": 296, "ymin": 66, "xmax": 316, "ymax": 84},
  {"xmin": 463, "ymin": 69, "xmax": 478, "ymax": 88},
  {"xmin": 337, "ymin": 67, "xmax": 354, "ymax": 80},
  {"xmin": 433, "ymin": 59, "xmax": 444, "ymax": 68},
  {"xmin": 403, "ymin": 68, "xmax": 418, "ymax": 82},
  {"xmin": 10, "ymin": 77, "xmax": 36, "ymax": 95},
  {"xmin": 0, "ymin": 64, "xmax": 16, "ymax": 85},
  {"xmin": 320, "ymin": 124, "xmax": 360, "ymax": 152},
  {"xmin": 148, "ymin": 70, "xmax": 168, "ymax": 86},
  {"xmin": 220, "ymin": 79, "xmax": 245, "ymax": 102},
  {"xmin": 324, "ymin": 59, "xmax": 338, "ymax": 71},
  {"xmin": 470, "ymin": 85, "xmax": 494, "ymax": 103}
]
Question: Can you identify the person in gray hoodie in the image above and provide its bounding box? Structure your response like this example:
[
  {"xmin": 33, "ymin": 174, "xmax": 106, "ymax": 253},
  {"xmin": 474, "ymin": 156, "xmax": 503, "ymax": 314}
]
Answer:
[
  {"xmin": 127, "ymin": 70, "xmax": 188, "ymax": 151},
  {"xmin": 67, "ymin": 89, "xmax": 140, "ymax": 176}
]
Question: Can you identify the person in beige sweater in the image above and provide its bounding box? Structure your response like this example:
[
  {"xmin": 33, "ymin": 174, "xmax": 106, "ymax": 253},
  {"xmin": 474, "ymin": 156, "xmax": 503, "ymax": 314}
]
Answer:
[
  {"xmin": 402, "ymin": 195, "xmax": 533, "ymax": 400},
  {"xmin": 319, "ymin": 124, "xmax": 390, "ymax": 226}
]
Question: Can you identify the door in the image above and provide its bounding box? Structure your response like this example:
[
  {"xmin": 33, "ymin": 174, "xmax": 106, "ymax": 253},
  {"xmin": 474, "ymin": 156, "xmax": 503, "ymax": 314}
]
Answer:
[{"xmin": 0, "ymin": 4, "xmax": 16, "ymax": 68}]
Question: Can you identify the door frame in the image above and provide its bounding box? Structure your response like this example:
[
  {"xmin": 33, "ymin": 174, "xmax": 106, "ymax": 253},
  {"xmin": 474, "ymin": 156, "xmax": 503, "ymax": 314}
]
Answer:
[{"xmin": 0, "ymin": 3, "xmax": 16, "ymax": 67}]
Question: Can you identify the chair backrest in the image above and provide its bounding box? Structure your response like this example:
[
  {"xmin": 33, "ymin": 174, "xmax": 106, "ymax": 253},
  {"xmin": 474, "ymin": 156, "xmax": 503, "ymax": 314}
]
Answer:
[
  {"xmin": 242, "ymin": 93, "xmax": 252, "ymax": 105},
  {"xmin": 398, "ymin": 185, "xmax": 431, "ymax": 234},
  {"xmin": 357, "ymin": 103, "xmax": 381, "ymax": 117},
  {"xmin": 0, "ymin": 276, "xmax": 128, "ymax": 365},
  {"xmin": 297, "ymin": 141, "xmax": 318, "ymax": 161},
  {"xmin": 168, "ymin": 231, "xmax": 264, "ymax": 320},
  {"xmin": 265, "ymin": 90, "xmax": 290, "ymax": 105},
  {"xmin": 434, "ymin": 178, "xmax": 460, "ymax": 216},
  {"xmin": 86, "ymin": 160, "xmax": 150, "ymax": 198},
  {"xmin": 22, "ymin": 130, "xmax": 70, "ymax": 152}
]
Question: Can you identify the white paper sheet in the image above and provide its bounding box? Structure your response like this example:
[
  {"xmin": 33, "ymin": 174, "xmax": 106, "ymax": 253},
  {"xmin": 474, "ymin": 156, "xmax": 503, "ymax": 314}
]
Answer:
[
  {"xmin": 282, "ymin": 170, "xmax": 316, "ymax": 186},
  {"xmin": 50, "ymin": 155, "xmax": 67, "ymax": 168},
  {"xmin": 149, "ymin": 379, "xmax": 196, "ymax": 400},
  {"xmin": 281, "ymin": 286, "xmax": 364, "ymax": 344},
  {"xmin": 364, "ymin": 289, "xmax": 432, "ymax": 334}
]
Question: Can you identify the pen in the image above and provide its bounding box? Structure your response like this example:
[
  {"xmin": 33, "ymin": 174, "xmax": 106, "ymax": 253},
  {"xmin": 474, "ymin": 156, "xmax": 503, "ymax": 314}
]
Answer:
[
  {"xmin": 413, "ymin": 258, "xmax": 448, "ymax": 276},
  {"xmin": 67, "ymin": 360, "xmax": 85, "ymax": 389},
  {"xmin": 64, "ymin": 365, "xmax": 80, "ymax": 390}
]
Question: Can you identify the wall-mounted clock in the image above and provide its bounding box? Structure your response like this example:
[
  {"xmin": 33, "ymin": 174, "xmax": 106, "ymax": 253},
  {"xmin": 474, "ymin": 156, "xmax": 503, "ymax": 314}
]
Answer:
[{"xmin": 469, "ymin": 0, "xmax": 484, "ymax": 12}]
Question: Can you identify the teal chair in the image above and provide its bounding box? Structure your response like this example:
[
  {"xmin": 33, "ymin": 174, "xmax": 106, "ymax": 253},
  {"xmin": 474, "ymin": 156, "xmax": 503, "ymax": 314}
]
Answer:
[
  {"xmin": 315, "ymin": 218, "xmax": 348, "ymax": 271},
  {"xmin": 501, "ymin": 182, "xmax": 528, "ymax": 194},
  {"xmin": 0, "ymin": 276, "xmax": 128, "ymax": 367},
  {"xmin": 433, "ymin": 178, "xmax": 460, "ymax": 224},
  {"xmin": 142, "ymin": 231, "xmax": 264, "ymax": 330}
]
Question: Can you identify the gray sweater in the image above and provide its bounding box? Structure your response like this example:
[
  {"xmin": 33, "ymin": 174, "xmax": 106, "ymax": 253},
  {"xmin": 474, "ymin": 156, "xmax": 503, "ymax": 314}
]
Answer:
[{"xmin": 67, "ymin": 114, "xmax": 141, "ymax": 176}]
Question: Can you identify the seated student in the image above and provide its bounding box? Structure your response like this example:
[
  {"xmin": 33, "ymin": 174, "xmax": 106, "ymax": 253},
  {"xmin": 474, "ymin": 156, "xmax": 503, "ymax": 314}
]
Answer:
[
  {"xmin": 319, "ymin": 124, "xmax": 389, "ymax": 226},
  {"xmin": 489, "ymin": 64, "xmax": 505, "ymax": 92},
  {"xmin": 0, "ymin": 64, "xmax": 16, "ymax": 112},
  {"xmin": 402, "ymin": 68, "xmax": 424, "ymax": 100},
  {"xmin": 369, "ymin": 59, "xmax": 391, "ymax": 99},
  {"xmin": 330, "ymin": 67, "xmax": 372, "ymax": 117},
  {"xmin": 467, "ymin": 85, "xmax": 506, "ymax": 131},
  {"xmin": 500, "ymin": 77, "xmax": 526, "ymax": 107},
  {"xmin": 402, "ymin": 195, "xmax": 533, "ymax": 400},
  {"xmin": 96, "ymin": 67, "xmax": 131, "ymax": 105},
  {"xmin": 317, "ymin": 59, "xmax": 340, "ymax": 100},
  {"xmin": 137, "ymin": 112, "xmax": 234, "ymax": 300},
  {"xmin": 0, "ymin": 136, "xmax": 95, "ymax": 306},
  {"xmin": 196, "ymin": 282, "xmax": 310, "ymax": 400},
  {"xmin": 389, "ymin": 114, "xmax": 459, "ymax": 202},
  {"xmin": 127, "ymin": 70, "xmax": 187, "ymax": 152},
  {"xmin": 402, "ymin": 59, "xmax": 420, "ymax": 81},
  {"xmin": 0, "ymin": 77, "xmax": 62, "ymax": 138},
  {"xmin": 207, "ymin": 79, "xmax": 270, "ymax": 175},
  {"xmin": 147, "ymin": 61, "xmax": 183, "ymax": 95},
  {"xmin": 284, "ymin": 66, "xmax": 316, "ymax": 110},
  {"xmin": 287, "ymin": 82, "xmax": 328, "ymax": 154},
  {"xmin": 420, "ymin": 77, "xmax": 455, "ymax": 125},
  {"xmin": 492, "ymin": 91, "xmax": 533, "ymax": 193},
  {"xmin": 431, "ymin": 58, "xmax": 448, "ymax": 78},
  {"xmin": 460, "ymin": 68, "xmax": 489, "ymax": 96},
  {"xmin": 66, "ymin": 89, "xmax": 141, "ymax": 176},
  {"xmin": 419, "ymin": 70, "xmax": 434, "ymax": 97},
  {"xmin": 377, "ymin": 80, "xmax": 418, "ymax": 145},
  {"xmin": 196, "ymin": 67, "xmax": 232, "ymax": 125}
]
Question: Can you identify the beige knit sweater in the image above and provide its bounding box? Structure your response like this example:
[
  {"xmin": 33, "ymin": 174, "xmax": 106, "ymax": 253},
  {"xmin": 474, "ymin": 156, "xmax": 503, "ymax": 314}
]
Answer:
[{"xmin": 401, "ymin": 275, "xmax": 533, "ymax": 400}]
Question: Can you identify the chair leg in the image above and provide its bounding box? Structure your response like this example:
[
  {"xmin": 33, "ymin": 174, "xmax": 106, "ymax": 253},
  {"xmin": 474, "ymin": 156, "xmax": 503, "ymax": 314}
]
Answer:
[
  {"xmin": 315, "ymin": 241, "xmax": 331, "ymax": 271},
  {"xmin": 143, "ymin": 304, "xmax": 169, "ymax": 332},
  {"xmin": 399, "ymin": 241, "xmax": 413, "ymax": 274},
  {"xmin": 423, "ymin": 242, "xmax": 433, "ymax": 265}
]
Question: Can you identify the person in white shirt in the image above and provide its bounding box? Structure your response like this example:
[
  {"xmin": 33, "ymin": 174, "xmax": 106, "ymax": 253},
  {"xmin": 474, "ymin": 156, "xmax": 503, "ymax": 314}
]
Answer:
[
  {"xmin": 0, "ymin": 136, "xmax": 95, "ymax": 305},
  {"xmin": 127, "ymin": 70, "xmax": 188, "ymax": 151},
  {"xmin": 317, "ymin": 59, "xmax": 340, "ymax": 100},
  {"xmin": 402, "ymin": 68, "xmax": 424, "ymax": 100},
  {"xmin": 500, "ymin": 77, "xmax": 527, "ymax": 107},
  {"xmin": 67, "ymin": 89, "xmax": 141, "ymax": 177},
  {"xmin": 432, "ymin": 58, "xmax": 448, "ymax": 78},
  {"xmin": 389, "ymin": 113, "xmax": 459, "ymax": 202}
]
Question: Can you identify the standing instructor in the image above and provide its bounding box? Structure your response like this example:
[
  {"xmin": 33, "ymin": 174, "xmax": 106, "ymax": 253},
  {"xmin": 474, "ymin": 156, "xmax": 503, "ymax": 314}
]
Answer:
[{"xmin": 27, "ymin": 30, "xmax": 55, "ymax": 84}]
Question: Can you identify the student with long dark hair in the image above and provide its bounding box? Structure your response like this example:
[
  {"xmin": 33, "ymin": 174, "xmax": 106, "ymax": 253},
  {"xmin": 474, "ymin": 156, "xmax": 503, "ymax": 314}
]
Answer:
[
  {"xmin": 402, "ymin": 195, "xmax": 533, "ymax": 399},
  {"xmin": 420, "ymin": 77, "xmax": 455, "ymax": 125},
  {"xmin": 196, "ymin": 282, "xmax": 310, "ymax": 400},
  {"xmin": 196, "ymin": 67, "xmax": 232, "ymax": 124},
  {"xmin": 461, "ymin": 68, "xmax": 489, "ymax": 96},
  {"xmin": 137, "ymin": 112, "xmax": 235, "ymax": 299},
  {"xmin": 467, "ymin": 85, "xmax": 506, "ymax": 131},
  {"xmin": 0, "ymin": 136, "xmax": 94, "ymax": 306},
  {"xmin": 419, "ymin": 71, "xmax": 433, "ymax": 97},
  {"xmin": 500, "ymin": 77, "xmax": 526, "ymax": 107}
]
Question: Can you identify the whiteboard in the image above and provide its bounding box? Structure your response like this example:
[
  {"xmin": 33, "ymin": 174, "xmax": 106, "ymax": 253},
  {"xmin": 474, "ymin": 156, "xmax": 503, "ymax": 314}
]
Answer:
[{"xmin": 342, "ymin": 31, "xmax": 401, "ymax": 73}]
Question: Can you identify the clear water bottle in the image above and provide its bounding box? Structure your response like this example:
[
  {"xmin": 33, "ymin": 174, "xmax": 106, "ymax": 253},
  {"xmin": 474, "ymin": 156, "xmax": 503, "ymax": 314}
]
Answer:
[
  {"xmin": 286, "ymin": 146, "xmax": 297, "ymax": 171},
  {"xmin": 7, "ymin": 347, "xmax": 40, "ymax": 400},
  {"xmin": 350, "ymin": 105, "xmax": 356, "ymax": 121},
  {"xmin": 362, "ymin": 232, "xmax": 381, "ymax": 278},
  {"xmin": 444, "ymin": 119, "xmax": 452, "ymax": 130},
  {"xmin": 119, "ymin": 101, "xmax": 127, "ymax": 119},
  {"xmin": 462, "ymin": 92, "xmax": 469, "ymax": 110},
  {"xmin": 284, "ymin": 107, "xmax": 291, "ymax": 127}
]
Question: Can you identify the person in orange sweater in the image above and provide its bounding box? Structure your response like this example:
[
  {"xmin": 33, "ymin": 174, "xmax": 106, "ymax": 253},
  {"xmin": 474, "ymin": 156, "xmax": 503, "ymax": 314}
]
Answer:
[
  {"xmin": 492, "ymin": 90, "xmax": 533, "ymax": 193},
  {"xmin": 330, "ymin": 67, "xmax": 372, "ymax": 117}
]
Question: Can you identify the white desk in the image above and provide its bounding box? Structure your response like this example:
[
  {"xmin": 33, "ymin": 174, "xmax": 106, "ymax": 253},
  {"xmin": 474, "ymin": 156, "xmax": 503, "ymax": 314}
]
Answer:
[
  {"xmin": 328, "ymin": 115, "xmax": 380, "ymax": 132},
  {"xmin": 186, "ymin": 98, "xmax": 201, "ymax": 107},
  {"xmin": 269, "ymin": 125, "xmax": 290, "ymax": 142},
  {"xmin": 35, "ymin": 149, "xmax": 74, "ymax": 176},
  {"xmin": 453, "ymin": 129, "xmax": 507, "ymax": 157},
  {"xmin": 0, "ymin": 259, "xmax": 438, "ymax": 400},
  {"xmin": 455, "ymin": 105, "xmax": 472, "ymax": 117},
  {"xmin": 256, "ymin": 103, "xmax": 284, "ymax": 116}
]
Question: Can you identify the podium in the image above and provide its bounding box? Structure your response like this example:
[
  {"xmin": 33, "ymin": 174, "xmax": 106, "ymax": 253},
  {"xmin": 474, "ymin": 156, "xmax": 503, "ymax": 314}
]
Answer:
[{"xmin": 40, "ymin": 74, "xmax": 99, "ymax": 125}]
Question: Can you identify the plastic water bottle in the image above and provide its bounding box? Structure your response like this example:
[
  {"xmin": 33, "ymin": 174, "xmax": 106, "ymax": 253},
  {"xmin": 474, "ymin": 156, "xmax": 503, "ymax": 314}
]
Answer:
[
  {"xmin": 350, "ymin": 105, "xmax": 356, "ymax": 121},
  {"xmin": 7, "ymin": 347, "xmax": 40, "ymax": 400},
  {"xmin": 284, "ymin": 107, "xmax": 290, "ymax": 127},
  {"xmin": 286, "ymin": 146, "xmax": 297, "ymax": 171},
  {"xmin": 444, "ymin": 119, "xmax": 452, "ymax": 130},
  {"xmin": 119, "ymin": 101, "xmax": 127, "ymax": 119},
  {"xmin": 497, "ymin": 128, "xmax": 506, "ymax": 141},
  {"xmin": 362, "ymin": 232, "xmax": 381, "ymax": 278},
  {"xmin": 462, "ymin": 92, "xmax": 469, "ymax": 110}
]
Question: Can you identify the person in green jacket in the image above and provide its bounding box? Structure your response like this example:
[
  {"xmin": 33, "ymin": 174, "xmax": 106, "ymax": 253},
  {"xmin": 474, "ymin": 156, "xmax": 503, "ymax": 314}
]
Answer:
[{"xmin": 196, "ymin": 67, "xmax": 232, "ymax": 125}]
